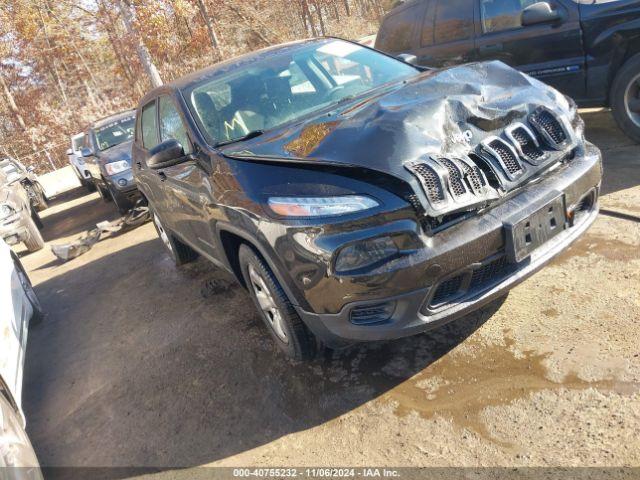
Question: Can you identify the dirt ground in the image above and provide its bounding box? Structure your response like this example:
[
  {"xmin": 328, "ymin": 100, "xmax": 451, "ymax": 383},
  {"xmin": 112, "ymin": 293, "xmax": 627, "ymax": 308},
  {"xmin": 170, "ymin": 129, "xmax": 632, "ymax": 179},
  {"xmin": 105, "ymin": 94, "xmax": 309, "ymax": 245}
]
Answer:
[{"xmin": 17, "ymin": 110, "xmax": 639, "ymax": 473}]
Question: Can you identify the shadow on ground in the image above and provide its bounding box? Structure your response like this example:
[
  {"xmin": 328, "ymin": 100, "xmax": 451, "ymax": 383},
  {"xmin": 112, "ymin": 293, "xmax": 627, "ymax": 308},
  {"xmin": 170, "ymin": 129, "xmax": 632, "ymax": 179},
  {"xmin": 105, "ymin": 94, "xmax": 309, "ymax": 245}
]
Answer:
[
  {"xmin": 23, "ymin": 236, "xmax": 503, "ymax": 472},
  {"xmin": 40, "ymin": 187, "xmax": 120, "ymax": 242},
  {"xmin": 581, "ymin": 109, "xmax": 640, "ymax": 196}
]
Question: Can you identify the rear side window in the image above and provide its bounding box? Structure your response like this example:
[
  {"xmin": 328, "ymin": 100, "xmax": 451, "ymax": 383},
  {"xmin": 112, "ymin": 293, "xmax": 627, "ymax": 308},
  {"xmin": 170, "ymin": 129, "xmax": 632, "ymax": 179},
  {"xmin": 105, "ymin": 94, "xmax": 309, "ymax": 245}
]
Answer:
[
  {"xmin": 377, "ymin": 4, "xmax": 421, "ymax": 53},
  {"xmin": 434, "ymin": 0, "xmax": 474, "ymax": 43},
  {"xmin": 159, "ymin": 96, "xmax": 192, "ymax": 154},
  {"xmin": 141, "ymin": 101, "xmax": 159, "ymax": 149},
  {"xmin": 480, "ymin": 0, "xmax": 539, "ymax": 33}
]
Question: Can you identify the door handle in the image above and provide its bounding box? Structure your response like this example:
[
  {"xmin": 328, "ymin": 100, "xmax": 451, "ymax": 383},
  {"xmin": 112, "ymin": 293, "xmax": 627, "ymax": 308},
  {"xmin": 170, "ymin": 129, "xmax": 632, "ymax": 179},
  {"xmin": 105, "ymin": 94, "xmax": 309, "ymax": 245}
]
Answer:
[
  {"xmin": 158, "ymin": 171, "xmax": 167, "ymax": 182},
  {"xmin": 480, "ymin": 43, "xmax": 503, "ymax": 53}
]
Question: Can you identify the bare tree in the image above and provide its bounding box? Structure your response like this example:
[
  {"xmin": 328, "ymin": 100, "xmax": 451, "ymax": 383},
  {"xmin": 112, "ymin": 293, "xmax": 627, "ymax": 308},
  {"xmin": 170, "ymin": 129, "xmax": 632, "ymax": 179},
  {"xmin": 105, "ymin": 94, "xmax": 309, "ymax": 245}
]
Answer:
[
  {"xmin": 194, "ymin": 0, "xmax": 223, "ymax": 58},
  {"xmin": 117, "ymin": 0, "xmax": 163, "ymax": 88}
]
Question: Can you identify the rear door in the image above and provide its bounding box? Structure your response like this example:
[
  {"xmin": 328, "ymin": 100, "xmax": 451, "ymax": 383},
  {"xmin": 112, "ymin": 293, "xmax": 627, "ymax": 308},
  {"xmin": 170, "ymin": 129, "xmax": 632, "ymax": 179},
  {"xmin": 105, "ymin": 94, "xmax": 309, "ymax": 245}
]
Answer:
[
  {"xmin": 414, "ymin": 0, "xmax": 477, "ymax": 68},
  {"xmin": 475, "ymin": 0, "xmax": 585, "ymax": 99},
  {"xmin": 375, "ymin": 2, "xmax": 425, "ymax": 56}
]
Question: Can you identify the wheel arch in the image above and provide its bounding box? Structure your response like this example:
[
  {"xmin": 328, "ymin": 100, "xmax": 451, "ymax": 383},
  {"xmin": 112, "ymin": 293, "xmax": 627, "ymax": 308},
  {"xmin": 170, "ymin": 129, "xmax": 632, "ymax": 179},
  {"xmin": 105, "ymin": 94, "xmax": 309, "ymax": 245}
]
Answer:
[{"xmin": 216, "ymin": 224, "xmax": 310, "ymax": 311}]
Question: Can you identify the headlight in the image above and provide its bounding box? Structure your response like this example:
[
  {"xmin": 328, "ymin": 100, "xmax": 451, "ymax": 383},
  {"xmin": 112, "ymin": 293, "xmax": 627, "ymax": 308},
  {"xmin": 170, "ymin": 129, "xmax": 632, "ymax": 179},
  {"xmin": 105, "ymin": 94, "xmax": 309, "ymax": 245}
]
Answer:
[
  {"xmin": 267, "ymin": 195, "xmax": 379, "ymax": 217},
  {"xmin": 104, "ymin": 160, "xmax": 130, "ymax": 176},
  {"xmin": 0, "ymin": 204, "xmax": 16, "ymax": 221},
  {"xmin": 335, "ymin": 236, "xmax": 399, "ymax": 273}
]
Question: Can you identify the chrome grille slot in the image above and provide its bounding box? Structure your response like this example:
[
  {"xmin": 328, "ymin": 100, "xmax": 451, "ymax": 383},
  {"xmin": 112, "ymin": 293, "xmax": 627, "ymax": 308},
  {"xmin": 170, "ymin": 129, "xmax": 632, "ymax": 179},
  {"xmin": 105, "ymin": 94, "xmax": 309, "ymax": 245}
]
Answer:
[
  {"xmin": 507, "ymin": 124, "xmax": 547, "ymax": 165},
  {"xmin": 457, "ymin": 157, "xmax": 487, "ymax": 194},
  {"xmin": 436, "ymin": 158, "xmax": 467, "ymax": 198},
  {"xmin": 479, "ymin": 137, "xmax": 523, "ymax": 180},
  {"xmin": 406, "ymin": 162, "xmax": 446, "ymax": 205},
  {"xmin": 530, "ymin": 108, "xmax": 568, "ymax": 148}
]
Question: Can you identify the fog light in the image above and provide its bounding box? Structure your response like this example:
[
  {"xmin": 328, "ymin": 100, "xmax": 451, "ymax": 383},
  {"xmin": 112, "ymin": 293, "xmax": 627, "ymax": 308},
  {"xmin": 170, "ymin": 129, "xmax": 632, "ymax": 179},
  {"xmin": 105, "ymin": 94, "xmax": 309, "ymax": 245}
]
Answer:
[
  {"xmin": 117, "ymin": 178, "xmax": 127, "ymax": 187},
  {"xmin": 335, "ymin": 236, "xmax": 399, "ymax": 273},
  {"xmin": 350, "ymin": 301, "xmax": 396, "ymax": 325}
]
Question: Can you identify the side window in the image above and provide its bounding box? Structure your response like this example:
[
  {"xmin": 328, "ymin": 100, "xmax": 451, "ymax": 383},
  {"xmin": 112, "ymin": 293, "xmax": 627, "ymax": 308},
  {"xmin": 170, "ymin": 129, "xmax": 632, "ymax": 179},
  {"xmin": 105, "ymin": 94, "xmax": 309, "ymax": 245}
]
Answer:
[
  {"xmin": 159, "ymin": 96, "xmax": 192, "ymax": 154},
  {"xmin": 480, "ymin": 0, "xmax": 539, "ymax": 33},
  {"xmin": 141, "ymin": 101, "xmax": 159, "ymax": 150},
  {"xmin": 434, "ymin": 0, "xmax": 474, "ymax": 43},
  {"xmin": 377, "ymin": 4, "xmax": 421, "ymax": 53}
]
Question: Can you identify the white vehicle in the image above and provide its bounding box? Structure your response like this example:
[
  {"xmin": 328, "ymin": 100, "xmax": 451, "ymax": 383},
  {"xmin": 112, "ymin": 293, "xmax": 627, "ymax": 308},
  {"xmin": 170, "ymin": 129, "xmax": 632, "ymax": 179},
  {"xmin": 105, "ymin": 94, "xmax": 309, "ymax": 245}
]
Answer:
[
  {"xmin": 0, "ymin": 238, "xmax": 43, "ymax": 474},
  {"xmin": 67, "ymin": 132, "xmax": 95, "ymax": 192}
]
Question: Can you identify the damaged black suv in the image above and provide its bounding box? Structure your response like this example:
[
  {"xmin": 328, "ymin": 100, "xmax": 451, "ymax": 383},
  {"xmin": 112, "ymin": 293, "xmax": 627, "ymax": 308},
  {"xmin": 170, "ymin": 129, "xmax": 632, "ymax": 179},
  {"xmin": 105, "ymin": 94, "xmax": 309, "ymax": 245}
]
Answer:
[{"xmin": 132, "ymin": 38, "xmax": 602, "ymax": 360}]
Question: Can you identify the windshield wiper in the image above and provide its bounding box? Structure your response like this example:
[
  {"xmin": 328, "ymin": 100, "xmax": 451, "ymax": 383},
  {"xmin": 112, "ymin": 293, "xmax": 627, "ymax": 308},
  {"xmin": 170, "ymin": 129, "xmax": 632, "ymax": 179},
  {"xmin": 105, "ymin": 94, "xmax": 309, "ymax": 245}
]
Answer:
[{"xmin": 214, "ymin": 130, "xmax": 264, "ymax": 147}]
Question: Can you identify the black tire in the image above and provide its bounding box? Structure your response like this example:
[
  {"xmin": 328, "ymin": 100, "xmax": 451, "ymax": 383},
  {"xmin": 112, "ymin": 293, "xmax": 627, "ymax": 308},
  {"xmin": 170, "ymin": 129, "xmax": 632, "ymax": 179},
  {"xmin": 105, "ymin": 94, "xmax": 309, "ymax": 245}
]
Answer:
[
  {"xmin": 96, "ymin": 182, "xmax": 112, "ymax": 203},
  {"xmin": 23, "ymin": 216, "xmax": 45, "ymax": 252},
  {"xmin": 238, "ymin": 244, "xmax": 316, "ymax": 361},
  {"xmin": 85, "ymin": 179, "xmax": 97, "ymax": 192},
  {"xmin": 34, "ymin": 184, "xmax": 48, "ymax": 211},
  {"xmin": 611, "ymin": 53, "xmax": 640, "ymax": 143},
  {"xmin": 31, "ymin": 208, "xmax": 44, "ymax": 230},
  {"xmin": 151, "ymin": 210, "xmax": 198, "ymax": 266},
  {"xmin": 109, "ymin": 188, "xmax": 131, "ymax": 215}
]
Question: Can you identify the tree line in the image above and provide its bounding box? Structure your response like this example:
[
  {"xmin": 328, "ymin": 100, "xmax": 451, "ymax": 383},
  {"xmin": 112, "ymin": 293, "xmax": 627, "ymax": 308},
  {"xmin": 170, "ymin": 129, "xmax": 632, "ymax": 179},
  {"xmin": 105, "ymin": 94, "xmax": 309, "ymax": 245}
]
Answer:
[{"xmin": 0, "ymin": 0, "xmax": 392, "ymax": 172}]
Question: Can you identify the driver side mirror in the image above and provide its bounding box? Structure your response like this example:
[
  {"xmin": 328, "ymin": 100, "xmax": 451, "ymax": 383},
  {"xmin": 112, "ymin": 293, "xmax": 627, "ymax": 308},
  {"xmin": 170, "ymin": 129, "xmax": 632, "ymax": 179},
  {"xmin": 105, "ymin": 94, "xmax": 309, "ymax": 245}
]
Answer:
[
  {"xmin": 397, "ymin": 53, "xmax": 418, "ymax": 65},
  {"xmin": 81, "ymin": 147, "xmax": 95, "ymax": 158},
  {"xmin": 147, "ymin": 139, "xmax": 186, "ymax": 169},
  {"xmin": 522, "ymin": 2, "xmax": 561, "ymax": 26}
]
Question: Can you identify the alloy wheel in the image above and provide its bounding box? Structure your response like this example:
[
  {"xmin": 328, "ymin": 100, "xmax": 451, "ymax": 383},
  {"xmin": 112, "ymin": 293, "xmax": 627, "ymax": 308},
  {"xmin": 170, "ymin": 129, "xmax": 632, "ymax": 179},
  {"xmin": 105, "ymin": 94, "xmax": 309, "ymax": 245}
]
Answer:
[
  {"xmin": 248, "ymin": 264, "xmax": 288, "ymax": 343},
  {"xmin": 624, "ymin": 73, "xmax": 640, "ymax": 128}
]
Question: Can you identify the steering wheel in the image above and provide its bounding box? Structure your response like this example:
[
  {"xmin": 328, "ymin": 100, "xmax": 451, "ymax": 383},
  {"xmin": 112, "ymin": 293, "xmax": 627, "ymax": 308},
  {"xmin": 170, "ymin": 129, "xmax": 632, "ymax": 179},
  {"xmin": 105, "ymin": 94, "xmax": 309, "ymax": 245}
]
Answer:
[{"xmin": 320, "ymin": 84, "xmax": 346, "ymax": 103}]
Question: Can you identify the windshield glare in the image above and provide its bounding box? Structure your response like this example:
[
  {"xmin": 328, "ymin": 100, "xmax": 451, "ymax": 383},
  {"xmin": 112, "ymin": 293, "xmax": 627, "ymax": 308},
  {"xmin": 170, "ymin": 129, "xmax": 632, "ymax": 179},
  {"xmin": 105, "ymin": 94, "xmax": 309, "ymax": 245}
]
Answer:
[
  {"xmin": 95, "ymin": 116, "xmax": 135, "ymax": 151},
  {"xmin": 186, "ymin": 40, "xmax": 417, "ymax": 144}
]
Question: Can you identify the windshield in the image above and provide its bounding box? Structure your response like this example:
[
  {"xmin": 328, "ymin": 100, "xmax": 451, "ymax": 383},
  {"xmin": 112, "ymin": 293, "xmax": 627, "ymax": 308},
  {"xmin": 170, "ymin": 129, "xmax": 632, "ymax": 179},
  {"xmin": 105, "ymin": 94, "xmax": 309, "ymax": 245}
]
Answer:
[
  {"xmin": 0, "ymin": 161, "xmax": 21, "ymax": 183},
  {"xmin": 95, "ymin": 116, "xmax": 135, "ymax": 151},
  {"xmin": 185, "ymin": 39, "xmax": 418, "ymax": 144}
]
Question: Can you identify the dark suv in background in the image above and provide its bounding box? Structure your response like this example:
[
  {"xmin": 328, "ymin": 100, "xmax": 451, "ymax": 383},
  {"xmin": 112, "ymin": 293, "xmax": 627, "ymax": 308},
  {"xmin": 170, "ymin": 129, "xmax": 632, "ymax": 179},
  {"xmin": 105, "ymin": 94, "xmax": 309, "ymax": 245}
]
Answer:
[
  {"xmin": 132, "ymin": 38, "xmax": 601, "ymax": 360},
  {"xmin": 81, "ymin": 110, "xmax": 139, "ymax": 212},
  {"xmin": 375, "ymin": 0, "xmax": 640, "ymax": 142}
]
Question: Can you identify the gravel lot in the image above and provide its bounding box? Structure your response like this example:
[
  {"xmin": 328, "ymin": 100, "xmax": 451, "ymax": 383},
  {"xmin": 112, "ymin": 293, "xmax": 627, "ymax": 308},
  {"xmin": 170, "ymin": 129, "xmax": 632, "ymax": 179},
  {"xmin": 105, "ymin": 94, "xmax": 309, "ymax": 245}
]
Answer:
[{"xmin": 17, "ymin": 110, "xmax": 639, "ymax": 472}]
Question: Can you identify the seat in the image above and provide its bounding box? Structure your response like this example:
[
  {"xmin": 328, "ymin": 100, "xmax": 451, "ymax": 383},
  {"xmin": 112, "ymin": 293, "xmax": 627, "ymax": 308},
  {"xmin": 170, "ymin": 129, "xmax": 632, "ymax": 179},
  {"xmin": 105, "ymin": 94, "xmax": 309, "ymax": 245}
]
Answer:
[{"xmin": 193, "ymin": 92, "xmax": 223, "ymax": 142}]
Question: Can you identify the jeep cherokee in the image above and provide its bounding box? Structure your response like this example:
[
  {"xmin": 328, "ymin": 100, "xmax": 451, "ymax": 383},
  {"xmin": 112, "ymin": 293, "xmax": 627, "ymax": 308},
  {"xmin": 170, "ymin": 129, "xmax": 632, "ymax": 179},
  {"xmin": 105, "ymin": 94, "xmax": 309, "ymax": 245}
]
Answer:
[{"xmin": 132, "ymin": 38, "xmax": 602, "ymax": 360}]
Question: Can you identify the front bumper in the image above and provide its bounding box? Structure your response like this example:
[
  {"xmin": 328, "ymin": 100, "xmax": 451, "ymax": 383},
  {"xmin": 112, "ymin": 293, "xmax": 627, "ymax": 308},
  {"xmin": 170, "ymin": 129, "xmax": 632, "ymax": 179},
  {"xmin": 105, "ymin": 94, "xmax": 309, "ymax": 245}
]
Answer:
[
  {"xmin": 0, "ymin": 212, "xmax": 30, "ymax": 245},
  {"xmin": 293, "ymin": 143, "xmax": 602, "ymax": 346}
]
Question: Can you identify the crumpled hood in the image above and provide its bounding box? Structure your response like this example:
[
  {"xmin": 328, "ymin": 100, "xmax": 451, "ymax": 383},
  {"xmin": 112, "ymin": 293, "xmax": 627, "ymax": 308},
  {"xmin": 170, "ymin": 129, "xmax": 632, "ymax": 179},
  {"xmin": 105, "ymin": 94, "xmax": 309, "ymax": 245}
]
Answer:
[
  {"xmin": 223, "ymin": 61, "xmax": 579, "ymax": 217},
  {"xmin": 99, "ymin": 140, "xmax": 133, "ymax": 166}
]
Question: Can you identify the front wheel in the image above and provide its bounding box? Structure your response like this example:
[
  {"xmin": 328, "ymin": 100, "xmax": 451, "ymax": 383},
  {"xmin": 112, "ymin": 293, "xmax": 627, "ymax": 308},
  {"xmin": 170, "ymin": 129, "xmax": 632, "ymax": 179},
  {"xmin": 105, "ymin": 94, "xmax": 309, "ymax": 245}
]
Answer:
[
  {"xmin": 23, "ymin": 216, "xmax": 45, "ymax": 252},
  {"xmin": 34, "ymin": 183, "xmax": 48, "ymax": 211},
  {"xmin": 238, "ymin": 244, "xmax": 316, "ymax": 361},
  {"xmin": 96, "ymin": 182, "xmax": 112, "ymax": 203},
  {"xmin": 611, "ymin": 54, "xmax": 640, "ymax": 143}
]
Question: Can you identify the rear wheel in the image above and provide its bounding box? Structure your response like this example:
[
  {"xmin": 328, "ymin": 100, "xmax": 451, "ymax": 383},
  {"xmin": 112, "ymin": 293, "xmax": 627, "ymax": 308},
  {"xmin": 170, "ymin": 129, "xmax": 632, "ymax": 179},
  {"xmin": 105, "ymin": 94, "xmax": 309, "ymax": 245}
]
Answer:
[
  {"xmin": 151, "ymin": 211, "xmax": 198, "ymax": 266},
  {"xmin": 23, "ymin": 216, "xmax": 45, "ymax": 252},
  {"xmin": 611, "ymin": 54, "xmax": 640, "ymax": 143},
  {"xmin": 239, "ymin": 244, "xmax": 316, "ymax": 361}
]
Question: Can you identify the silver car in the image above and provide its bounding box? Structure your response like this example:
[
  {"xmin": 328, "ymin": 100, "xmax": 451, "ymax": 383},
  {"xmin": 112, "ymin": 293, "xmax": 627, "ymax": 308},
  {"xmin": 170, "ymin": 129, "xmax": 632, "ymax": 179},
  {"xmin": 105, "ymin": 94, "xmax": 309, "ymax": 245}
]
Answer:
[
  {"xmin": 0, "ymin": 169, "xmax": 45, "ymax": 252},
  {"xmin": 0, "ymin": 238, "xmax": 43, "ymax": 476},
  {"xmin": 0, "ymin": 158, "xmax": 48, "ymax": 212}
]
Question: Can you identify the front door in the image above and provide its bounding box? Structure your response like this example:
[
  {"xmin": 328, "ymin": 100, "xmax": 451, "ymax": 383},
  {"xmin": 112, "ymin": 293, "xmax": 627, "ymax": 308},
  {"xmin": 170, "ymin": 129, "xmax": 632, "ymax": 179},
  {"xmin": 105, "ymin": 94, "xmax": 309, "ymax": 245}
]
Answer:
[
  {"xmin": 475, "ymin": 0, "xmax": 586, "ymax": 100},
  {"xmin": 156, "ymin": 95, "xmax": 218, "ymax": 258}
]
